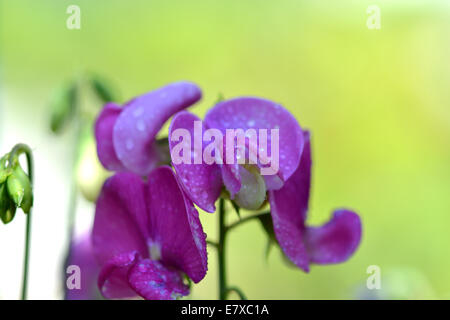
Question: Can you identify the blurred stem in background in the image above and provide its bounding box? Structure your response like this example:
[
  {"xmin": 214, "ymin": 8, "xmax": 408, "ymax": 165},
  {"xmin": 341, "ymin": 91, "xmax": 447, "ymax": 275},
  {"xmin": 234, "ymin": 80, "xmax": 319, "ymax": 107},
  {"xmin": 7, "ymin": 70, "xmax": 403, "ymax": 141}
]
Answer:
[{"xmin": 48, "ymin": 73, "xmax": 117, "ymax": 294}]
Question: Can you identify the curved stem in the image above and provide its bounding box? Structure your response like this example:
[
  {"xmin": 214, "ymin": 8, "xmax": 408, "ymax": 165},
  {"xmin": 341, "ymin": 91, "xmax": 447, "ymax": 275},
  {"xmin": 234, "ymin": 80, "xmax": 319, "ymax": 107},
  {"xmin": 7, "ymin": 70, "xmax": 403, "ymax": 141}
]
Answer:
[
  {"xmin": 226, "ymin": 211, "xmax": 270, "ymax": 232},
  {"xmin": 8, "ymin": 143, "xmax": 33, "ymax": 300},
  {"xmin": 218, "ymin": 198, "xmax": 227, "ymax": 300},
  {"xmin": 226, "ymin": 286, "xmax": 248, "ymax": 300}
]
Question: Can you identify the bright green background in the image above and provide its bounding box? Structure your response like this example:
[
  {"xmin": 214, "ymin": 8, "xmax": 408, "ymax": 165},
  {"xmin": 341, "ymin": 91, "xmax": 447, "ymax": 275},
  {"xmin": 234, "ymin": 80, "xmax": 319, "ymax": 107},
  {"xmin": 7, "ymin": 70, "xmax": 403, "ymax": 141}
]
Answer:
[{"xmin": 1, "ymin": 0, "xmax": 449, "ymax": 299}]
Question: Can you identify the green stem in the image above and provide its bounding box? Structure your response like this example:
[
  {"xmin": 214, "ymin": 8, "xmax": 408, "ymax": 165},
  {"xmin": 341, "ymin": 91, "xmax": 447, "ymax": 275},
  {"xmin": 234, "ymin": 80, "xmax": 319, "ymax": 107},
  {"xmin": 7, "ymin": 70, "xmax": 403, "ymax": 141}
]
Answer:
[
  {"xmin": 8, "ymin": 143, "xmax": 33, "ymax": 300},
  {"xmin": 218, "ymin": 198, "xmax": 227, "ymax": 300},
  {"xmin": 226, "ymin": 286, "xmax": 248, "ymax": 300},
  {"xmin": 66, "ymin": 120, "xmax": 83, "ymax": 242},
  {"xmin": 226, "ymin": 211, "xmax": 270, "ymax": 232}
]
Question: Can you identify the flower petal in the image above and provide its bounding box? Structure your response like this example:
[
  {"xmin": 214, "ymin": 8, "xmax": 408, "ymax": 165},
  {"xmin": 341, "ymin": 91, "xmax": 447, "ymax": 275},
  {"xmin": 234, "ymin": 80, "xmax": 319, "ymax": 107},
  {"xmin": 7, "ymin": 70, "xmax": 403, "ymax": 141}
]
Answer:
[
  {"xmin": 305, "ymin": 209, "xmax": 362, "ymax": 264},
  {"xmin": 94, "ymin": 103, "xmax": 126, "ymax": 171},
  {"xmin": 93, "ymin": 172, "xmax": 149, "ymax": 266},
  {"xmin": 128, "ymin": 258, "xmax": 189, "ymax": 300},
  {"xmin": 204, "ymin": 97, "xmax": 304, "ymax": 184},
  {"xmin": 268, "ymin": 131, "xmax": 312, "ymax": 271},
  {"xmin": 169, "ymin": 111, "xmax": 222, "ymax": 213},
  {"xmin": 97, "ymin": 251, "xmax": 139, "ymax": 299},
  {"xmin": 147, "ymin": 166, "xmax": 207, "ymax": 283},
  {"xmin": 113, "ymin": 82, "xmax": 202, "ymax": 176}
]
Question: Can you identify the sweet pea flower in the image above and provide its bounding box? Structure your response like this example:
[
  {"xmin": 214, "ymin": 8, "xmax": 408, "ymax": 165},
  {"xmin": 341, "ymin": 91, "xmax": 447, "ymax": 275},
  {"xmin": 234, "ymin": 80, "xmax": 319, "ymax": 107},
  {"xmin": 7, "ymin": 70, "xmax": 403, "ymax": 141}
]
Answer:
[
  {"xmin": 92, "ymin": 166, "xmax": 207, "ymax": 299},
  {"xmin": 168, "ymin": 97, "xmax": 304, "ymax": 212},
  {"xmin": 95, "ymin": 81, "xmax": 202, "ymax": 176},
  {"xmin": 269, "ymin": 131, "xmax": 362, "ymax": 272}
]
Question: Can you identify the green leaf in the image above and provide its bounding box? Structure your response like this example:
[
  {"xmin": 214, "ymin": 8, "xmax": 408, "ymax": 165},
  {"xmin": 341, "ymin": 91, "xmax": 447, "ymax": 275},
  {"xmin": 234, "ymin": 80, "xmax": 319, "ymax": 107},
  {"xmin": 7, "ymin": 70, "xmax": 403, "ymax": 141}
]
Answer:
[
  {"xmin": 90, "ymin": 75, "xmax": 117, "ymax": 103},
  {"xmin": 50, "ymin": 82, "xmax": 78, "ymax": 134},
  {"xmin": 257, "ymin": 211, "xmax": 276, "ymax": 242},
  {"xmin": 230, "ymin": 200, "xmax": 241, "ymax": 219}
]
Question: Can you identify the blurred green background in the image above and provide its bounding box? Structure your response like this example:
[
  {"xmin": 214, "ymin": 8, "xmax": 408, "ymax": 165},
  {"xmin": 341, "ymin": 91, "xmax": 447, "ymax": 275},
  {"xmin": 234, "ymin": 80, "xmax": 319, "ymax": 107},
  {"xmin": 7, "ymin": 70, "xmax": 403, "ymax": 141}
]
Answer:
[{"xmin": 0, "ymin": 0, "xmax": 449, "ymax": 299}]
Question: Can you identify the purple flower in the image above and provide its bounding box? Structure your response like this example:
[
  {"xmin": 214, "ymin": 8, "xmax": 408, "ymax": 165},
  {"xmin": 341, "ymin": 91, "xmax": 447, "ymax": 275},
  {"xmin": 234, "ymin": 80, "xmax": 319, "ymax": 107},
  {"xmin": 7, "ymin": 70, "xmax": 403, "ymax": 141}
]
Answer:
[
  {"xmin": 269, "ymin": 131, "xmax": 362, "ymax": 272},
  {"xmin": 168, "ymin": 97, "xmax": 361, "ymax": 270},
  {"xmin": 92, "ymin": 166, "xmax": 207, "ymax": 299},
  {"xmin": 95, "ymin": 81, "xmax": 202, "ymax": 176},
  {"xmin": 65, "ymin": 232, "xmax": 101, "ymax": 300},
  {"xmin": 168, "ymin": 97, "xmax": 304, "ymax": 212}
]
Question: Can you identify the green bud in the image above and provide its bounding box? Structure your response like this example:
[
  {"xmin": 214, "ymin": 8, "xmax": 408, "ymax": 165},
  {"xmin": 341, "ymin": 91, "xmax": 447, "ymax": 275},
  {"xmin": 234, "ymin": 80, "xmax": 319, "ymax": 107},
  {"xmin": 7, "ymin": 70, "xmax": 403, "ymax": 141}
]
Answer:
[
  {"xmin": 50, "ymin": 82, "xmax": 77, "ymax": 134},
  {"xmin": 90, "ymin": 75, "xmax": 117, "ymax": 103},
  {"xmin": 0, "ymin": 183, "xmax": 16, "ymax": 224},
  {"xmin": 6, "ymin": 165, "xmax": 33, "ymax": 213},
  {"xmin": 0, "ymin": 156, "xmax": 11, "ymax": 184}
]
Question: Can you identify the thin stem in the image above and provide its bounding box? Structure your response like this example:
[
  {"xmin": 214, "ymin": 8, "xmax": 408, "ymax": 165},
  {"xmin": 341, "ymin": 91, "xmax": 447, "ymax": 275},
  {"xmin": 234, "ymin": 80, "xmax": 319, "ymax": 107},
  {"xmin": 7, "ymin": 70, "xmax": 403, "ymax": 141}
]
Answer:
[
  {"xmin": 66, "ymin": 120, "xmax": 82, "ymax": 242},
  {"xmin": 226, "ymin": 286, "xmax": 248, "ymax": 300},
  {"xmin": 206, "ymin": 240, "xmax": 218, "ymax": 248},
  {"xmin": 218, "ymin": 198, "xmax": 227, "ymax": 300},
  {"xmin": 8, "ymin": 143, "xmax": 33, "ymax": 300},
  {"xmin": 226, "ymin": 211, "xmax": 270, "ymax": 232}
]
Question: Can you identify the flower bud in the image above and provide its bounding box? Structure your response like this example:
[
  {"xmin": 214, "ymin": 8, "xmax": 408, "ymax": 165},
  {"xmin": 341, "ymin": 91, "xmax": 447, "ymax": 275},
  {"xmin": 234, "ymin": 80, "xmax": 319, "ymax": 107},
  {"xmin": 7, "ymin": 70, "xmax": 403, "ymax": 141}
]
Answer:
[
  {"xmin": 6, "ymin": 165, "xmax": 33, "ymax": 213},
  {"xmin": 50, "ymin": 83, "xmax": 77, "ymax": 134},
  {"xmin": 234, "ymin": 165, "xmax": 267, "ymax": 210},
  {"xmin": 0, "ymin": 183, "xmax": 16, "ymax": 224},
  {"xmin": 0, "ymin": 156, "xmax": 11, "ymax": 184}
]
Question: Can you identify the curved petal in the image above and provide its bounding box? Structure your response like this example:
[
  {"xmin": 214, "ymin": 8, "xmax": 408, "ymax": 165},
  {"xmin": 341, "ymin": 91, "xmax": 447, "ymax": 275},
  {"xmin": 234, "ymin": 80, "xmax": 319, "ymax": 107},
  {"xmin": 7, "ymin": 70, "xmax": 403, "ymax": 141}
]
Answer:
[
  {"xmin": 94, "ymin": 103, "xmax": 125, "ymax": 171},
  {"xmin": 204, "ymin": 97, "xmax": 304, "ymax": 184},
  {"xmin": 113, "ymin": 82, "xmax": 202, "ymax": 176},
  {"xmin": 305, "ymin": 209, "xmax": 362, "ymax": 264},
  {"xmin": 221, "ymin": 163, "xmax": 241, "ymax": 198},
  {"xmin": 128, "ymin": 258, "xmax": 189, "ymax": 300},
  {"xmin": 169, "ymin": 111, "xmax": 222, "ymax": 213},
  {"xmin": 65, "ymin": 232, "xmax": 100, "ymax": 300},
  {"xmin": 93, "ymin": 172, "xmax": 149, "ymax": 266},
  {"xmin": 147, "ymin": 166, "xmax": 207, "ymax": 283},
  {"xmin": 268, "ymin": 132, "xmax": 312, "ymax": 271},
  {"xmin": 97, "ymin": 251, "xmax": 139, "ymax": 299}
]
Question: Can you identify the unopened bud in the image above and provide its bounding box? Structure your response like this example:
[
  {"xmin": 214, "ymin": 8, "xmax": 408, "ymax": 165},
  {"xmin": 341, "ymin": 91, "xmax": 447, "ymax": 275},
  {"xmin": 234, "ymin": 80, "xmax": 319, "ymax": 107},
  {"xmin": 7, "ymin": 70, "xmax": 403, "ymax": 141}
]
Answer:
[
  {"xmin": 6, "ymin": 165, "xmax": 33, "ymax": 213},
  {"xmin": 0, "ymin": 156, "xmax": 11, "ymax": 184},
  {"xmin": 0, "ymin": 183, "xmax": 16, "ymax": 224}
]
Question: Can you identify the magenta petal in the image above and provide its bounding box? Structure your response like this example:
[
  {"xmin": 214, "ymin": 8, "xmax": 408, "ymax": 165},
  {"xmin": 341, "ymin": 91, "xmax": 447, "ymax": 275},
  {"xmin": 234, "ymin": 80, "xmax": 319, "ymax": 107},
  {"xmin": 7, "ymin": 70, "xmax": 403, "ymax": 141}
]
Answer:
[
  {"xmin": 93, "ymin": 173, "xmax": 149, "ymax": 266},
  {"xmin": 113, "ymin": 82, "xmax": 202, "ymax": 176},
  {"xmin": 169, "ymin": 111, "xmax": 222, "ymax": 213},
  {"xmin": 128, "ymin": 259, "xmax": 189, "ymax": 300},
  {"xmin": 204, "ymin": 97, "xmax": 304, "ymax": 183},
  {"xmin": 147, "ymin": 166, "xmax": 207, "ymax": 283},
  {"xmin": 305, "ymin": 210, "xmax": 362, "ymax": 264},
  {"xmin": 269, "ymin": 189, "xmax": 310, "ymax": 272},
  {"xmin": 98, "ymin": 251, "xmax": 139, "ymax": 299},
  {"xmin": 94, "ymin": 103, "xmax": 126, "ymax": 171},
  {"xmin": 221, "ymin": 163, "xmax": 241, "ymax": 198},
  {"xmin": 268, "ymin": 132, "xmax": 312, "ymax": 271}
]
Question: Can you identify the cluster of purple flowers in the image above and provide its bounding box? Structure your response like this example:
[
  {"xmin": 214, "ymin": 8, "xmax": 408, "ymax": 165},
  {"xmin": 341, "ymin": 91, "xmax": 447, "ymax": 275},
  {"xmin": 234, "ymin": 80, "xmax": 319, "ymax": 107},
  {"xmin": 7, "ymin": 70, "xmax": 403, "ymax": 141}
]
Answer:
[{"xmin": 71, "ymin": 81, "xmax": 361, "ymax": 300}]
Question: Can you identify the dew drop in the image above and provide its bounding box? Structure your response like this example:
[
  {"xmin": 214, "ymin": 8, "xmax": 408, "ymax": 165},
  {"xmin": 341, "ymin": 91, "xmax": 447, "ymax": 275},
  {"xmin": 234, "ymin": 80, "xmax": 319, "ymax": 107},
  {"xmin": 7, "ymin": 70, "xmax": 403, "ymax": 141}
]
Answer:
[
  {"xmin": 136, "ymin": 120, "xmax": 146, "ymax": 132},
  {"xmin": 126, "ymin": 139, "xmax": 134, "ymax": 150}
]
